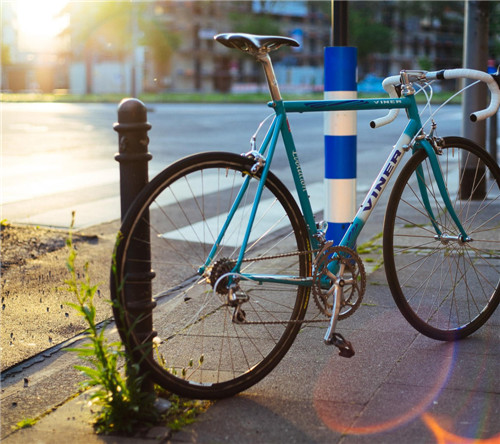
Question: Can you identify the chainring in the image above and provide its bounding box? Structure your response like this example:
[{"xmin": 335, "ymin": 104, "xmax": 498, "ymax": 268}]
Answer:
[{"xmin": 312, "ymin": 244, "xmax": 366, "ymax": 319}]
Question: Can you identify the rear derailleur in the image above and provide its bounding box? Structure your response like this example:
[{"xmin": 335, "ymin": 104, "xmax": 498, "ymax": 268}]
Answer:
[{"xmin": 208, "ymin": 257, "xmax": 248, "ymax": 323}]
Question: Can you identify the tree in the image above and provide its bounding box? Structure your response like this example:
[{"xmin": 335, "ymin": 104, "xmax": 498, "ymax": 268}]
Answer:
[
  {"xmin": 66, "ymin": 2, "xmax": 178, "ymax": 94},
  {"xmin": 1, "ymin": 43, "xmax": 11, "ymax": 66},
  {"xmin": 141, "ymin": 18, "xmax": 180, "ymax": 91},
  {"xmin": 66, "ymin": 2, "xmax": 134, "ymax": 93},
  {"xmin": 1, "ymin": 43, "xmax": 12, "ymax": 90},
  {"xmin": 228, "ymin": 1, "xmax": 281, "ymax": 36},
  {"xmin": 348, "ymin": 3, "xmax": 393, "ymax": 74},
  {"xmin": 489, "ymin": 2, "xmax": 500, "ymax": 62}
]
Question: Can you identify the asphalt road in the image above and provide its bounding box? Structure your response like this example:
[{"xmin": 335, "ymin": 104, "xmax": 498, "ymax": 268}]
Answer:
[{"xmin": 2, "ymin": 102, "xmax": 467, "ymax": 229}]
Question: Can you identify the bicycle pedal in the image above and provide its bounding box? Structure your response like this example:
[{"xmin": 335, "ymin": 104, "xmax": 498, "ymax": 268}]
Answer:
[{"xmin": 329, "ymin": 333, "xmax": 355, "ymax": 358}]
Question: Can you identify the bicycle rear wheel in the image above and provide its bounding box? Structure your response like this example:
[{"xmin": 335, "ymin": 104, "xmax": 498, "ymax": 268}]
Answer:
[
  {"xmin": 384, "ymin": 137, "xmax": 500, "ymax": 340},
  {"xmin": 111, "ymin": 152, "xmax": 312, "ymax": 398}
]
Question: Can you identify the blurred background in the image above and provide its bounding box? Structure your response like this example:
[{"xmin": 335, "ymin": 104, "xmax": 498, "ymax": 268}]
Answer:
[{"xmin": 2, "ymin": 0, "xmax": 500, "ymax": 97}]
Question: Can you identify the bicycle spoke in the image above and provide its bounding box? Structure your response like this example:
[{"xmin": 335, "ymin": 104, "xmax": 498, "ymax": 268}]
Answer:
[
  {"xmin": 112, "ymin": 152, "xmax": 311, "ymax": 398},
  {"xmin": 384, "ymin": 137, "xmax": 500, "ymax": 340}
]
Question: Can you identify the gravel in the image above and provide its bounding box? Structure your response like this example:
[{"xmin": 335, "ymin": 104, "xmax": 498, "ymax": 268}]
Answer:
[{"xmin": 1, "ymin": 221, "xmax": 120, "ymax": 371}]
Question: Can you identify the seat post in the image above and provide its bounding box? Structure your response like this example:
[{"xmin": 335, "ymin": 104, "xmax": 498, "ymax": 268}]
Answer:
[{"xmin": 257, "ymin": 53, "xmax": 282, "ymax": 102}]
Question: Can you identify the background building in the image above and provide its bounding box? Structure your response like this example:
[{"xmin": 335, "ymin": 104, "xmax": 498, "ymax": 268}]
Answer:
[
  {"xmin": 2, "ymin": 1, "xmax": 497, "ymax": 95},
  {"xmin": 1, "ymin": 1, "xmax": 68, "ymax": 92}
]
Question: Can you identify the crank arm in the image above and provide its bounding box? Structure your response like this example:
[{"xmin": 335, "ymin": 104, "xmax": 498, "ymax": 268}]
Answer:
[
  {"xmin": 324, "ymin": 284, "xmax": 342, "ymax": 345},
  {"xmin": 323, "ymin": 283, "xmax": 355, "ymax": 358}
]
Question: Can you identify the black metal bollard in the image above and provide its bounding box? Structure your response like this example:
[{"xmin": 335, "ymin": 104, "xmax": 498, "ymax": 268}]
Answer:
[
  {"xmin": 114, "ymin": 98, "xmax": 155, "ymax": 392},
  {"xmin": 114, "ymin": 98, "xmax": 152, "ymax": 212}
]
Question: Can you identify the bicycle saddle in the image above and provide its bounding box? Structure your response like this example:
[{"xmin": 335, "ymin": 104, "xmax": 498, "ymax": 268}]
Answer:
[{"xmin": 215, "ymin": 33, "xmax": 299, "ymax": 54}]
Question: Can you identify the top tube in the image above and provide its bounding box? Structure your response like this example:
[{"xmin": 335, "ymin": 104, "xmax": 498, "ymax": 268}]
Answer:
[{"xmin": 278, "ymin": 97, "xmax": 413, "ymax": 113}]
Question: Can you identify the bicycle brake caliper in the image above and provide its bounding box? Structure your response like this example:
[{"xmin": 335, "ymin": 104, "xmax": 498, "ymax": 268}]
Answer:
[{"xmin": 243, "ymin": 149, "xmax": 266, "ymax": 174}]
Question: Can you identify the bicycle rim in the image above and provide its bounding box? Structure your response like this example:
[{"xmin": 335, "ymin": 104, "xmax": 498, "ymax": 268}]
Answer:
[
  {"xmin": 384, "ymin": 136, "xmax": 500, "ymax": 340},
  {"xmin": 111, "ymin": 152, "xmax": 312, "ymax": 398}
]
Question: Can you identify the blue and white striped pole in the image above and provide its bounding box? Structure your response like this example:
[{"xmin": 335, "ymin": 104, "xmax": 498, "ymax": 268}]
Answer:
[{"xmin": 324, "ymin": 46, "xmax": 357, "ymax": 244}]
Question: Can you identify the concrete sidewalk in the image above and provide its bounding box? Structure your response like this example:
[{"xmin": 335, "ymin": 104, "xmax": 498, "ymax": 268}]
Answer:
[
  {"xmin": 2, "ymin": 189, "xmax": 500, "ymax": 444},
  {"xmin": 2, "ymin": 260, "xmax": 499, "ymax": 443}
]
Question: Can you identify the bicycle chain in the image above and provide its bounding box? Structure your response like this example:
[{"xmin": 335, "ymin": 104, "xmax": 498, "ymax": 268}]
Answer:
[
  {"xmin": 239, "ymin": 248, "xmax": 320, "ymax": 264},
  {"xmin": 212, "ymin": 248, "xmax": 332, "ymax": 326},
  {"xmin": 233, "ymin": 318, "xmax": 329, "ymax": 325},
  {"xmin": 218, "ymin": 244, "xmax": 366, "ymax": 326}
]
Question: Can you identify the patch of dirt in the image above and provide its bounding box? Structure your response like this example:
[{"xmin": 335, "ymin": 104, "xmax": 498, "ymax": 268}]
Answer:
[
  {"xmin": 1, "ymin": 224, "xmax": 96, "ymax": 271},
  {"xmin": 1, "ymin": 221, "xmax": 120, "ymax": 371}
]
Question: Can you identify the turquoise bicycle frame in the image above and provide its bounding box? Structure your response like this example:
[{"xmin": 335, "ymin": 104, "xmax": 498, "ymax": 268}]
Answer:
[{"xmin": 200, "ymin": 93, "xmax": 469, "ymax": 285}]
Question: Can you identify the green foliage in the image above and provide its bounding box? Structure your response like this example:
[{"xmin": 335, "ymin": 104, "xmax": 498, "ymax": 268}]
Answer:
[
  {"xmin": 228, "ymin": 11, "xmax": 281, "ymax": 36},
  {"xmin": 153, "ymin": 338, "xmax": 204, "ymax": 381},
  {"xmin": 0, "ymin": 90, "xmax": 461, "ymax": 105},
  {"xmin": 357, "ymin": 232, "xmax": 383, "ymax": 255},
  {"xmin": 69, "ymin": 2, "xmax": 136, "ymax": 57},
  {"xmin": 1, "ymin": 43, "xmax": 12, "ymax": 67},
  {"xmin": 418, "ymin": 56, "xmax": 433, "ymax": 72},
  {"xmin": 64, "ymin": 216, "xmax": 158, "ymax": 434},
  {"xmin": 357, "ymin": 233, "xmax": 383, "ymax": 272},
  {"xmin": 14, "ymin": 418, "xmax": 37, "ymax": 430},
  {"xmin": 227, "ymin": 1, "xmax": 281, "ymax": 36},
  {"xmin": 164, "ymin": 395, "xmax": 210, "ymax": 432},
  {"xmin": 142, "ymin": 18, "xmax": 180, "ymax": 66},
  {"xmin": 349, "ymin": 4, "xmax": 393, "ymax": 60}
]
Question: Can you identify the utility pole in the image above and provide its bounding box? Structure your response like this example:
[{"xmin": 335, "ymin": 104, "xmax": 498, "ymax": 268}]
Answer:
[
  {"xmin": 461, "ymin": 0, "xmax": 489, "ymax": 199},
  {"xmin": 332, "ymin": 0, "xmax": 348, "ymax": 46},
  {"xmin": 324, "ymin": 0, "xmax": 357, "ymax": 245},
  {"xmin": 463, "ymin": 0, "xmax": 489, "ymax": 145}
]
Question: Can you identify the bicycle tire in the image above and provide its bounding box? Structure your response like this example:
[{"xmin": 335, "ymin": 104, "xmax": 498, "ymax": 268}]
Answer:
[
  {"xmin": 111, "ymin": 151, "xmax": 312, "ymax": 398},
  {"xmin": 384, "ymin": 136, "xmax": 500, "ymax": 340}
]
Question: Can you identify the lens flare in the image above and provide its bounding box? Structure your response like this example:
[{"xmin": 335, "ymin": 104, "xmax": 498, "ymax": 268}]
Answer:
[
  {"xmin": 313, "ymin": 333, "xmax": 455, "ymax": 435},
  {"xmin": 422, "ymin": 413, "xmax": 500, "ymax": 444}
]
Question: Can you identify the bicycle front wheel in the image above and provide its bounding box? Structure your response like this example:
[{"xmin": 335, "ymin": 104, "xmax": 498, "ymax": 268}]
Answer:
[
  {"xmin": 384, "ymin": 137, "xmax": 500, "ymax": 340},
  {"xmin": 111, "ymin": 152, "xmax": 312, "ymax": 398}
]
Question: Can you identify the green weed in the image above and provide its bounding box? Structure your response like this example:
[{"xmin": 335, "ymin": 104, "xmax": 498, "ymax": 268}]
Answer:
[
  {"xmin": 164, "ymin": 395, "xmax": 210, "ymax": 432},
  {"xmin": 357, "ymin": 232, "xmax": 383, "ymax": 255},
  {"xmin": 357, "ymin": 232, "xmax": 384, "ymax": 272},
  {"xmin": 64, "ymin": 215, "xmax": 158, "ymax": 435},
  {"xmin": 64, "ymin": 213, "xmax": 211, "ymax": 435},
  {"xmin": 14, "ymin": 418, "xmax": 37, "ymax": 430}
]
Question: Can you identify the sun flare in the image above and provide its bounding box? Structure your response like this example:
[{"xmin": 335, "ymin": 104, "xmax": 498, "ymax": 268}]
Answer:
[{"xmin": 14, "ymin": 0, "xmax": 68, "ymax": 50}]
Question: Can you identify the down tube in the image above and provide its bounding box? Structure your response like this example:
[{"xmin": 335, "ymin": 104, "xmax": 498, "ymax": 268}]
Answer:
[{"xmin": 339, "ymin": 121, "xmax": 419, "ymax": 249}]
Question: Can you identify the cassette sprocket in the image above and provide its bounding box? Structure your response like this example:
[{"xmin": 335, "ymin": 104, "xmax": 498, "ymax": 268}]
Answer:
[{"xmin": 208, "ymin": 258, "xmax": 237, "ymax": 295}]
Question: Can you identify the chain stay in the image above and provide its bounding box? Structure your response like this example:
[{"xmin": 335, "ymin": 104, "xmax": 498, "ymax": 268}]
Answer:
[
  {"xmin": 214, "ymin": 248, "xmax": 330, "ymax": 326},
  {"xmin": 213, "ymin": 245, "xmax": 363, "ymax": 326}
]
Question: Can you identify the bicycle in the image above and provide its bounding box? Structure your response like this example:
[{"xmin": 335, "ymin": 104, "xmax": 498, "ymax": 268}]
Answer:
[{"xmin": 111, "ymin": 33, "xmax": 500, "ymax": 399}]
